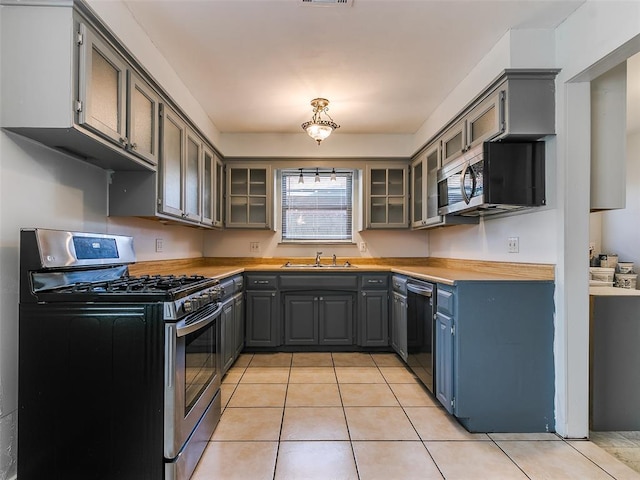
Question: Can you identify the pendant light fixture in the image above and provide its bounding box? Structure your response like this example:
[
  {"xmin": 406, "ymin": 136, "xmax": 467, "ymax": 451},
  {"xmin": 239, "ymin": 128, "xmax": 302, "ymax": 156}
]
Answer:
[
  {"xmin": 301, "ymin": 98, "xmax": 340, "ymax": 145},
  {"xmin": 298, "ymin": 168, "xmax": 304, "ymax": 184},
  {"xmin": 315, "ymin": 168, "xmax": 321, "ymax": 183},
  {"xmin": 330, "ymin": 168, "xmax": 337, "ymax": 181}
]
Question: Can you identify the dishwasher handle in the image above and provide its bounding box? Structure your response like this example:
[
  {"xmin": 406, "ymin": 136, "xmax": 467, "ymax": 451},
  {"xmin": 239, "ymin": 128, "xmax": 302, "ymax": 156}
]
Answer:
[{"xmin": 406, "ymin": 283, "xmax": 433, "ymax": 297}]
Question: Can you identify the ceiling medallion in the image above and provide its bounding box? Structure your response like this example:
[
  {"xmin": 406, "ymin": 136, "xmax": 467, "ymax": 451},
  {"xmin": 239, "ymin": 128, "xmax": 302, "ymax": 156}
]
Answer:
[{"xmin": 301, "ymin": 98, "xmax": 340, "ymax": 145}]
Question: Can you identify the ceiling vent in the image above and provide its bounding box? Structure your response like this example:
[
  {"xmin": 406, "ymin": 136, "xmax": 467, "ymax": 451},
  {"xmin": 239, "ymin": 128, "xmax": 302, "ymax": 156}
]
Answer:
[{"xmin": 299, "ymin": 0, "xmax": 353, "ymax": 6}]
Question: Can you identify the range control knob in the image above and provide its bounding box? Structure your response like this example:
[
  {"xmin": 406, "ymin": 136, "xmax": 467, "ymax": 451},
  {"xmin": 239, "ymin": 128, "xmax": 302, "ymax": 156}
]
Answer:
[{"xmin": 183, "ymin": 300, "xmax": 193, "ymax": 313}]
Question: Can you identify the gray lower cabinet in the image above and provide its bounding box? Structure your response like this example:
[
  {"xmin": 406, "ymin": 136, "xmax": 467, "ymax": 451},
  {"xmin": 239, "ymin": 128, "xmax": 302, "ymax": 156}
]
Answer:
[
  {"xmin": 434, "ymin": 310, "xmax": 454, "ymax": 412},
  {"xmin": 233, "ymin": 291, "xmax": 245, "ymax": 358},
  {"xmin": 390, "ymin": 291, "xmax": 408, "ymax": 360},
  {"xmin": 245, "ymin": 290, "xmax": 279, "ymax": 347},
  {"xmin": 221, "ymin": 297, "xmax": 235, "ymax": 374},
  {"xmin": 283, "ymin": 293, "xmax": 354, "ymax": 346},
  {"xmin": 283, "ymin": 294, "xmax": 317, "ymax": 345},
  {"xmin": 359, "ymin": 290, "xmax": 389, "ymax": 347},
  {"xmin": 434, "ymin": 281, "xmax": 555, "ymax": 432}
]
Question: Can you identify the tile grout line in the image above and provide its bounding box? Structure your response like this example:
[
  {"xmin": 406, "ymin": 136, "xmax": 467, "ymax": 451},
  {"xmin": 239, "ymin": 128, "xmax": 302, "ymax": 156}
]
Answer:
[
  {"xmin": 379, "ymin": 360, "xmax": 449, "ymax": 479},
  {"xmin": 334, "ymin": 352, "xmax": 367, "ymax": 480},
  {"xmin": 271, "ymin": 355, "xmax": 293, "ymax": 480},
  {"xmin": 489, "ymin": 438, "xmax": 534, "ymax": 480},
  {"xmin": 562, "ymin": 439, "xmax": 620, "ymax": 479}
]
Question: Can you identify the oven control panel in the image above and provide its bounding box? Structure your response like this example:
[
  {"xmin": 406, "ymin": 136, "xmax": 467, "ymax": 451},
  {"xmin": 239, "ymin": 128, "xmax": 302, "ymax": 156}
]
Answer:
[{"xmin": 164, "ymin": 284, "xmax": 222, "ymax": 321}]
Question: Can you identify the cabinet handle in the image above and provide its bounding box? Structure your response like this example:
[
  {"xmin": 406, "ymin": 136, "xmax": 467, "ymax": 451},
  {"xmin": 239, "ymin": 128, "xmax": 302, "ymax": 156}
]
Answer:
[
  {"xmin": 367, "ymin": 279, "xmax": 383, "ymax": 284},
  {"xmin": 254, "ymin": 280, "xmax": 269, "ymax": 284},
  {"xmin": 130, "ymin": 142, "xmax": 137, "ymax": 150},
  {"xmin": 271, "ymin": 292, "xmax": 275, "ymax": 297},
  {"xmin": 362, "ymin": 292, "xmax": 366, "ymax": 296},
  {"xmin": 119, "ymin": 137, "xmax": 128, "ymax": 145}
]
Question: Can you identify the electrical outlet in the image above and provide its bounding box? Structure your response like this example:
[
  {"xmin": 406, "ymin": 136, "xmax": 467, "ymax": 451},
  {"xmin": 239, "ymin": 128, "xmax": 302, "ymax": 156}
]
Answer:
[
  {"xmin": 155, "ymin": 238, "xmax": 163, "ymax": 252},
  {"xmin": 249, "ymin": 241, "xmax": 260, "ymax": 253},
  {"xmin": 359, "ymin": 242, "xmax": 367, "ymax": 252},
  {"xmin": 507, "ymin": 237, "xmax": 519, "ymax": 253}
]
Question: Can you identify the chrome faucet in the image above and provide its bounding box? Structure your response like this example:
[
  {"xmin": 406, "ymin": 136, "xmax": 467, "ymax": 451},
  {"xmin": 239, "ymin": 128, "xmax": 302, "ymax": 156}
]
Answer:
[
  {"xmin": 315, "ymin": 251, "xmax": 323, "ymax": 266},
  {"xmin": 332, "ymin": 254, "xmax": 337, "ymax": 266}
]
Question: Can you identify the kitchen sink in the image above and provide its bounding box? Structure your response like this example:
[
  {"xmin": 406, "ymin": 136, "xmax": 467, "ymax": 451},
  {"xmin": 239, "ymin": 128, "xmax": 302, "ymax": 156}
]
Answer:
[{"xmin": 281, "ymin": 262, "xmax": 356, "ymax": 268}]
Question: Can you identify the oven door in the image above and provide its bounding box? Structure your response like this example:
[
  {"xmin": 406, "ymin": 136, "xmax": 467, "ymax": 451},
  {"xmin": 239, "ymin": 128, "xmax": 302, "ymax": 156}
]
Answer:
[{"xmin": 164, "ymin": 302, "xmax": 222, "ymax": 459}]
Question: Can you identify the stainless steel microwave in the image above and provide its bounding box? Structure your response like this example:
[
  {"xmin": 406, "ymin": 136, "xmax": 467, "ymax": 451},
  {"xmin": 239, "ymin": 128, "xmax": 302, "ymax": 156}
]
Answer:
[{"xmin": 437, "ymin": 142, "xmax": 545, "ymax": 217}]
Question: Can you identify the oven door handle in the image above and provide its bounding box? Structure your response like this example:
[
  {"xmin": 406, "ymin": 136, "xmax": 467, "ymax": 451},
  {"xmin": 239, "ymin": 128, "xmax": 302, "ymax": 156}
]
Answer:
[
  {"xmin": 175, "ymin": 303, "xmax": 222, "ymax": 337},
  {"xmin": 406, "ymin": 284, "xmax": 433, "ymax": 297}
]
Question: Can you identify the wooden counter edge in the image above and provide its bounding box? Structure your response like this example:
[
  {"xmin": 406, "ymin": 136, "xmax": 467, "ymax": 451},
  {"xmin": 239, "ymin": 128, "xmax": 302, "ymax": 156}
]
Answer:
[{"xmin": 129, "ymin": 257, "xmax": 554, "ymax": 282}]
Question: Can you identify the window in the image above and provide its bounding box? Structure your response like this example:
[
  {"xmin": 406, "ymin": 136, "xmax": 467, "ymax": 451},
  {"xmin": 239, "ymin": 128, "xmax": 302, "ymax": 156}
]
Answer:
[{"xmin": 281, "ymin": 169, "xmax": 353, "ymax": 242}]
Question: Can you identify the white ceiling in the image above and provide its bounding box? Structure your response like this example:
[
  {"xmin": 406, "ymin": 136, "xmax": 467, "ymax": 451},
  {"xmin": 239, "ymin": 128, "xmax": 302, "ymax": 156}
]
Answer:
[{"xmin": 121, "ymin": 0, "xmax": 584, "ymax": 136}]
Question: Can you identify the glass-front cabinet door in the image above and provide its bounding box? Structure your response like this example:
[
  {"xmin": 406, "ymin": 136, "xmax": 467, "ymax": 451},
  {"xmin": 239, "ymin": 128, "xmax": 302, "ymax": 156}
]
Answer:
[
  {"xmin": 425, "ymin": 144, "xmax": 441, "ymax": 225},
  {"xmin": 202, "ymin": 146, "xmax": 215, "ymax": 226},
  {"xmin": 159, "ymin": 105, "xmax": 186, "ymax": 218},
  {"xmin": 411, "ymin": 155, "xmax": 425, "ymax": 228},
  {"xmin": 441, "ymin": 119, "xmax": 466, "ymax": 167},
  {"xmin": 466, "ymin": 89, "xmax": 505, "ymax": 151},
  {"xmin": 366, "ymin": 165, "xmax": 408, "ymax": 229},
  {"xmin": 78, "ymin": 24, "xmax": 127, "ymax": 145},
  {"xmin": 79, "ymin": 23, "xmax": 161, "ymax": 168},
  {"xmin": 128, "ymin": 72, "xmax": 160, "ymax": 166},
  {"xmin": 412, "ymin": 142, "xmax": 445, "ymax": 229},
  {"xmin": 214, "ymin": 156, "xmax": 224, "ymax": 228},
  {"xmin": 184, "ymin": 128, "xmax": 202, "ymax": 222},
  {"xmin": 226, "ymin": 165, "xmax": 272, "ymax": 228}
]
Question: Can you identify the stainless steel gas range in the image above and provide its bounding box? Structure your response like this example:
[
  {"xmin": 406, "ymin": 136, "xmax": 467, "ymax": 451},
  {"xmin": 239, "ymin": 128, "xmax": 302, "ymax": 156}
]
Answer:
[{"xmin": 18, "ymin": 228, "xmax": 222, "ymax": 480}]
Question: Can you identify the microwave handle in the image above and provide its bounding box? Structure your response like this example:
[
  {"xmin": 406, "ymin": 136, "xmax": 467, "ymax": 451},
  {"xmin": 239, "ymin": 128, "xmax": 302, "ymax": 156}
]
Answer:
[{"xmin": 460, "ymin": 164, "xmax": 476, "ymax": 204}]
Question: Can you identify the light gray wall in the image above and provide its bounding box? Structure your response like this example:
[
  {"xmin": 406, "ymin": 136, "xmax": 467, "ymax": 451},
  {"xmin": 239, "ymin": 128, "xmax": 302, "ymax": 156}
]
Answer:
[{"xmin": 600, "ymin": 53, "xmax": 640, "ymax": 273}]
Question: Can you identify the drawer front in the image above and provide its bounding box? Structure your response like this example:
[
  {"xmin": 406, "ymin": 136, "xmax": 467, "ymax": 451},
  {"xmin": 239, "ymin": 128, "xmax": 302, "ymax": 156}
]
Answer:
[
  {"xmin": 360, "ymin": 274, "xmax": 389, "ymax": 290},
  {"xmin": 437, "ymin": 287, "xmax": 455, "ymax": 316},
  {"xmin": 391, "ymin": 275, "xmax": 407, "ymax": 294},
  {"xmin": 279, "ymin": 275, "xmax": 358, "ymax": 291},
  {"xmin": 245, "ymin": 275, "xmax": 277, "ymax": 290},
  {"xmin": 233, "ymin": 275, "xmax": 244, "ymax": 292}
]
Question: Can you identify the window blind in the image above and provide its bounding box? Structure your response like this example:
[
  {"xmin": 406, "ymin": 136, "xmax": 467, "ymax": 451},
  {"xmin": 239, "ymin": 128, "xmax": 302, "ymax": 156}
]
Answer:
[{"xmin": 281, "ymin": 170, "xmax": 353, "ymax": 242}]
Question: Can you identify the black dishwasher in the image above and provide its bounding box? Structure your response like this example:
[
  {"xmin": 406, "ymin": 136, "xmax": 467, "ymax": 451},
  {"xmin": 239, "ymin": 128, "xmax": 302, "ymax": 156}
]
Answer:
[{"xmin": 403, "ymin": 277, "xmax": 436, "ymax": 394}]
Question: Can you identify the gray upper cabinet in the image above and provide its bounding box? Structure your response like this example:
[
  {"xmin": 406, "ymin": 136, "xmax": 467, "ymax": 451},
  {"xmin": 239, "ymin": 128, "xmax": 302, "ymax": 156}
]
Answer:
[
  {"xmin": 411, "ymin": 143, "xmax": 444, "ymax": 228},
  {"xmin": 441, "ymin": 119, "xmax": 466, "ymax": 167},
  {"xmin": 160, "ymin": 114, "xmax": 206, "ymax": 223},
  {"xmin": 410, "ymin": 69, "xmax": 557, "ymax": 229},
  {"xmin": 128, "ymin": 73, "xmax": 161, "ymax": 166},
  {"xmin": 78, "ymin": 24, "xmax": 128, "ymax": 149},
  {"xmin": 78, "ymin": 23, "xmax": 161, "ymax": 167},
  {"xmin": 202, "ymin": 146, "xmax": 216, "ymax": 226},
  {"xmin": 365, "ymin": 164, "xmax": 409, "ymax": 229},
  {"xmin": 441, "ymin": 88, "xmax": 505, "ymax": 167},
  {"xmin": 159, "ymin": 105, "xmax": 187, "ymax": 218},
  {"xmin": 214, "ymin": 155, "xmax": 225, "ymax": 228},
  {"xmin": 184, "ymin": 127, "xmax": 203, "ymax": 222},
  {"xmin": 109, "ymin": 104, "xmax": 218, "ymax": 228},
  {"xmin": 1, "ymin": 3, "xmax": 158, "ymax": 171},
  {"xmin": 411, "ymin": 142, "xmax": 477, "ymax": 230},
  {"xmin": 226, "ymin": 165, "xmax": 272, "ymax": 229}
]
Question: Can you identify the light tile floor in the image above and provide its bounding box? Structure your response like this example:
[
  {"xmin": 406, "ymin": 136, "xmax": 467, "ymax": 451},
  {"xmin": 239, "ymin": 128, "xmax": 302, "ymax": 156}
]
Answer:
[{"xmin": 192, "ymin": 352, "xmax": 640, "ymax": 480}]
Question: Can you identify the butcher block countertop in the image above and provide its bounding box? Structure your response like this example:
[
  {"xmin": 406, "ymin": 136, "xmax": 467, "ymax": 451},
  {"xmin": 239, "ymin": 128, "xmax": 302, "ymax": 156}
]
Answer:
[
  {"xmin": 129, "ymin": 257, "xmax": 555, "ymax": 285},
  {"xmin": 589, "ymin": 286, "xmax": 640, "ymax": 296}
]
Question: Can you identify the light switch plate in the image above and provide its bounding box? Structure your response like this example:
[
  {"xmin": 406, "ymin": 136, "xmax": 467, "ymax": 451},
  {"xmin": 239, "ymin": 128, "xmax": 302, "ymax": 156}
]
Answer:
[{"xmin": 250, "ymin": 241, "xmax": 260, "ymax": 253}]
